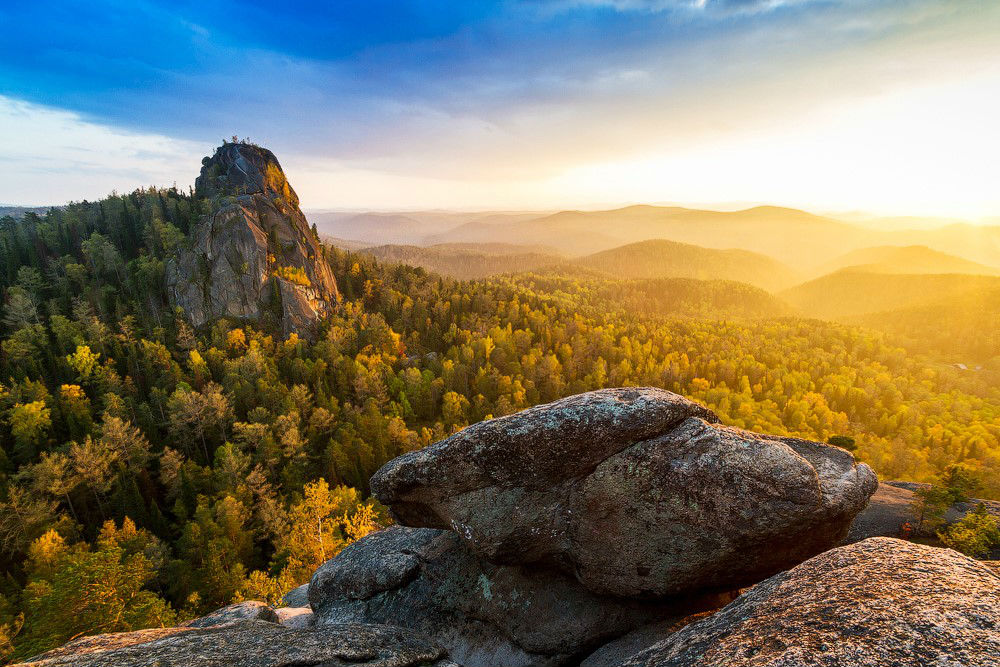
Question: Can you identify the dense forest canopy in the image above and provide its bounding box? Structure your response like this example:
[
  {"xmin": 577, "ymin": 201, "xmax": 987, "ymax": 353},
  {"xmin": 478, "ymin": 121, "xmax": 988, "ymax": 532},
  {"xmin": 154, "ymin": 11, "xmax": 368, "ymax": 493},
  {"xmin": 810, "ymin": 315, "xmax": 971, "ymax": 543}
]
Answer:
[{"xmin": 0, "ymin": 186, "xmax": 998, "ymax": 661}]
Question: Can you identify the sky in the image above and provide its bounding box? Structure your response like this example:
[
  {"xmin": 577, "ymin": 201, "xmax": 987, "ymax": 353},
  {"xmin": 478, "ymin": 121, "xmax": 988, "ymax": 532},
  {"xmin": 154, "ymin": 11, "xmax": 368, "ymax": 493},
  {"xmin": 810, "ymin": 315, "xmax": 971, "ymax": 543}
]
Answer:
[{"xmin": 1, "ymin": 0, "xmax": 998, "ymax": 218}]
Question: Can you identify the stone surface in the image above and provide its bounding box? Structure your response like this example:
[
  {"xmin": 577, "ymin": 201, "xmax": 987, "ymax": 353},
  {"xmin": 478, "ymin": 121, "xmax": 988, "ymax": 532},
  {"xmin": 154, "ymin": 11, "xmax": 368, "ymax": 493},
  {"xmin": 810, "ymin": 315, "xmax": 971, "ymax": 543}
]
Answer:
[
  {"xmin": 166, "ymin": 143, "xmax": 338, "ymax": 336},
  {"xmin": 15, "ymin": 620, "xmax": 457, "ymax": 667},
  {"xmin": 281, "ymin": 583, "xmax": 310, "ymax": 607},
  {"xmin": 847, "ymin": 480, "xmax": 1000, "ymax": 543},
  {"xmin": 372, "ymin": 387, "xmax": 878, "ymax": 597},
  {"xmin": 181, "ymin": 600, "xmax": 278, "ymax": 628},
  {"xmin": 274, "ymin": 606, "xmax": 315, "ymax": 629},
  {"xmin": 310, "ymin": 526, "xmax": 734, "ymax": 667},
  {"xmin": 578, "ymin": 613, "xmax": 714, "ymax": 667},
  {"xmin": 619, "ymin": 537, "xmax": 1000, "ymax": 667}
]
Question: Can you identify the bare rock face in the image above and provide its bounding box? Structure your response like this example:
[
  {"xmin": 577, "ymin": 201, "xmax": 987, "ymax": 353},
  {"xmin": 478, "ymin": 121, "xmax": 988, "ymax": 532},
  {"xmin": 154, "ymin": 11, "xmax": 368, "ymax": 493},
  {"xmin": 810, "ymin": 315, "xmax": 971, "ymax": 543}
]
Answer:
[
  {"xmin": 309, "ymin": 526, "xmax": 734, "ymax": 667},
  {"xmin": 14, "ymin": 620, "xmax": 457, "ymax": 667},
  {"xmin": 618, "ymin": 538, "xmax": 1000, "ymax": 667},
  {"xmin": 371, "ymin": 387, "xmax": 878, "ymax": 598},
  {"xmin": 181, "ymin": 600, "xmax": 278, "ymax": 628},
  {"xmin": 167, "ymin": 143, "xmax": 338, "ymax": 336}
]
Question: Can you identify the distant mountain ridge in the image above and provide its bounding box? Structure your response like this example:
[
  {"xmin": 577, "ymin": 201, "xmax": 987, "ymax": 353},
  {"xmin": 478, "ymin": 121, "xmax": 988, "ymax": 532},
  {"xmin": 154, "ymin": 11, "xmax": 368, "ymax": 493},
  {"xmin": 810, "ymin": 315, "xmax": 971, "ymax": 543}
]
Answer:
[
  {"xmin": 781, "ymin": 271, "xmax": 1000, "ymax": 319},
  {"xmin": 575, "ymin": 239, "xmax": 800, "ymax": 291},
  {"xmin": 820, "ymin": 245, "xmax": 1000, "ymax": 277},
  {"xmin": 306, "ymin": 204, "xmax": 1000, "ymax": 271}
]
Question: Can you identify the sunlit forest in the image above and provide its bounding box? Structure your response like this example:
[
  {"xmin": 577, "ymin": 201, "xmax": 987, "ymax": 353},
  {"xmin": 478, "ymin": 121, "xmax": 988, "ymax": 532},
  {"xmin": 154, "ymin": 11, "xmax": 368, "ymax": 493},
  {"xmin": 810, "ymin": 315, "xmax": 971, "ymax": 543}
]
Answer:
[{"xmin": 0, "ymin": 188, "xmax": 999, "ymax": 660}]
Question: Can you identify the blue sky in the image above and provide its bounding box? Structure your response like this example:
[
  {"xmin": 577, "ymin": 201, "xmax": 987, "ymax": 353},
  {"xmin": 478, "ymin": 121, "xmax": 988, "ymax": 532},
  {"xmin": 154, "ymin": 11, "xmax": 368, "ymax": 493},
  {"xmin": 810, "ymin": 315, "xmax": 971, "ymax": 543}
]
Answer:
[{"xmin": 1, "ymin": 0, "xmax": 998, "ymax": 216}]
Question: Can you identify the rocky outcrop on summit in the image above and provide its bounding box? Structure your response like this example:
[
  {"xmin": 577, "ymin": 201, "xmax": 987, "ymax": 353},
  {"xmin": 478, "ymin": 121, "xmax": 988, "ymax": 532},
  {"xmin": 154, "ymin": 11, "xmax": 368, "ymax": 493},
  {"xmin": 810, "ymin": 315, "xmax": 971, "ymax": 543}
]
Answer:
[
  {"xmin": 14, "ymin": 620, "xmax": 456, "ymax": 667},
  {"xmin": 371, "ymin": 387, "xmax": 878, "ymax": 597},
  {"xmin": 167, "ymin": 143, "xmax": 338, "ymax": 335},
  {"xmin": 309, "ymin": 526, "xmax": 734, "ymax": 667},
  {"xmin": 619, "ymin": 537, "xmax": 1000, "ymax": 667}
]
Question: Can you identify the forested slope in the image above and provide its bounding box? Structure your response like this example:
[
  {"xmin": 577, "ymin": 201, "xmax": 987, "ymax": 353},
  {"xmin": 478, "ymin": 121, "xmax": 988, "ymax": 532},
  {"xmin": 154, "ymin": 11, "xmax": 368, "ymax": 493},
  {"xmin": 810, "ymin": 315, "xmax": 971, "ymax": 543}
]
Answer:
[{"xmin": 0, "ymin": 189, "xmax": 999, "ymax": 660}]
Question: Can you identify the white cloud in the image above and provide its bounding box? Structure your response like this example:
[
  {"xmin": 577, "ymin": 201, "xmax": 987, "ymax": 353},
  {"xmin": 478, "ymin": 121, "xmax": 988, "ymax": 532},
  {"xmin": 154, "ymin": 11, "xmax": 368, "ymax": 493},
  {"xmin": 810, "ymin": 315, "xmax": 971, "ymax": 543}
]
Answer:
[{"xmin": 0, "ymin": 96, "xmax": 209, "ymax": 205}]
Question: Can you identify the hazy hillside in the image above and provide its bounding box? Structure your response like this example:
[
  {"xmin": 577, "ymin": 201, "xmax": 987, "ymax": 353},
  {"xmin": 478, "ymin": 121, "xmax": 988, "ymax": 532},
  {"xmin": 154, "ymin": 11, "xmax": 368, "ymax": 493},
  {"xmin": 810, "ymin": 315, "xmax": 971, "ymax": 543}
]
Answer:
[
  {"xmin": 507, "ymin": 273, "xmax": 791, "ymax": 320},
  {"xmin": 363, "ymin": 243, "xmax": 563, "ymax": 279},
  {"xmin": 782, "ymin": 270, "xmax": 1000, "ymax": 319},
  {"xmin": 429, "ymin": 205, "xmax": 875, "ymax": 266},
  {"xmin": 856, "ymin": 288, "xmax": 1000, "ymax": 363},
  {"xmin": 309, "ymin": 210, "xmax": 544, "ymax": 246},
  {"xmin": 894, "ymin": 224, "xmax": 1000, "ymax": 269},
  {"xmin": 0, "ymin": 205, "xmax": 56, "ymax": 218},
  {"xmin": 321, "ymin": 236, "xmax": 375, "ymax": 251},
  {"xmin": 821, "ymin": 245, "xmax": 1000, "ymax": 276},
  {"xmin": 575, "ymin": 239, "xmax": 801, "ymax": 291},
  {"xmin": 327, "ymin": 205, "xmax": 1000, "ymax": 272}
]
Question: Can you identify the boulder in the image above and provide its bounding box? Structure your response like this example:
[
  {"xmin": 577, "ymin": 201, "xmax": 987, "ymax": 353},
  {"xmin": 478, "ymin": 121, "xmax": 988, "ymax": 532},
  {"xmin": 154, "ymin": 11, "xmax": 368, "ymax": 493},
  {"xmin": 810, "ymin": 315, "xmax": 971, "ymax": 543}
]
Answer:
[
  {"xmin": 309, "ymin": 526, "xmax": 734, "ymax": 667},
  {"xmin": 578, "ymin": 613, "xmax": 714, "ymax": 667},
  {"xmin": 274, "ymin": 606, "xmax": 314, "ymax": 629},
  {"xmin": 166, "ymin": 143, "xmax": 338, "ymax": 336},
  {"xmin": 281, "ymin": 583, "xmax": 310, "ymax": 607},
  {"xmin": 372, "ymin": 387, "xmax": 878, "ymax": 597},
  {"xmin": 181, "ymin": 600, "xmax": 278, "ymax": 628},
  {"xmin": 618, "ymin": 537, "xmax": 1000, "ymax": 667},
  {"xmin": 14, "ymin": 620, "xmax": 457, "ymax": 667}
]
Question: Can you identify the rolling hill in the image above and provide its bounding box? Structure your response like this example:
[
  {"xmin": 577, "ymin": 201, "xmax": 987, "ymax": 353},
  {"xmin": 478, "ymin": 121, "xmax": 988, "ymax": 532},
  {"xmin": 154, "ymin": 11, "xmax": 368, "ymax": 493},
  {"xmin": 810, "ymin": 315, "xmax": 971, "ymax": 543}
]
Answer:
[
  {"xmin": 428, "ymin": 205, "xmax": 871, "ymax": 266},
  {"xmin": 362, "ymin": 243, "xmax": 564, "ymax": 279},
  {"xmin": 781, "ymin": 270, "xmax": 1000, "ymax": 319},
  {"xmin": 820, "ymin": 245, "xmax": 1000, "ymax": 276},
  {"xmin": 308, "ymin": 210, "xmax": 545, "ymax": 246},
  {"xmin": 574, "ymin": 239, "xmax": 801, "ymax": 291},
  {"xmin": 506, "ymin": 272, "xmax": 791, "ymax": 320},
  {"xmin": 855, "ymin": 287, "xmax": 1000, "ymax": 363}
]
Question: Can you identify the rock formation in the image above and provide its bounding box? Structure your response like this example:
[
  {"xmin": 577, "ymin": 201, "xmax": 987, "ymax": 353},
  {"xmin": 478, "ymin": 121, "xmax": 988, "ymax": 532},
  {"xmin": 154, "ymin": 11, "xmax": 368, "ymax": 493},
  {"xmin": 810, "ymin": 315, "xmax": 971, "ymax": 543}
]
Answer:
[
  {"xmin": 372, "ymin": 387, "xmax": 878, "ymax": 597},
  {"xmin": 618, "ymin": 537, "xmax": 1000, "ymax": 667},
  {"xmin": 309, "ymin": 526, "xmax": 734, "ymax": 667},
  {"xmin": 15, "ymin": 620, "xmax": 456, "ymax": 667},
  {"xmin": 27, "ymin": 387, "xmax": 995, "ymax": 667},
  {"xmin": 166, "ymin": 142, "xmax": 338, "ymax": 336},
  {"xmin": 180, "ymin": 600, "xmax": 278, "ymax": 628}
]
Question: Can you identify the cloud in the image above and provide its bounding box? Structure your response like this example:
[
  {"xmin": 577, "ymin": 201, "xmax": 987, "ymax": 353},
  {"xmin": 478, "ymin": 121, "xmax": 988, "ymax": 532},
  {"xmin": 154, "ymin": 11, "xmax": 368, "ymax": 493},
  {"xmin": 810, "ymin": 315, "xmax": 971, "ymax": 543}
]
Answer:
[{"xmin": 0, "ymin": 96, "xmax": 208, "ymax": 205}]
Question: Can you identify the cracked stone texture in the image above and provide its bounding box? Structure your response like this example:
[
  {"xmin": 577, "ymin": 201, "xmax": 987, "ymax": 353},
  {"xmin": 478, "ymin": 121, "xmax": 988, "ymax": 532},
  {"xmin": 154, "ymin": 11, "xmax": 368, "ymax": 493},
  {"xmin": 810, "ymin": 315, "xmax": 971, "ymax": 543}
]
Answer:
[
  {"xmin": 371, "ymin": 387, "xmax": 878, "ymax": 597},
  {"xmin": 619, "ymin": 537, "xmax": 1000, "ymax": 667},
  {"xmin": 309, "ymin": 526, "xmax": 734, "ymax": 667},
  {"xmin": 166, "ymin": 143, "xmax": 338, "ymax": 336},
  {"xmin": 14, "ymin": 620, "xmax": 457, "ymax": 667}
]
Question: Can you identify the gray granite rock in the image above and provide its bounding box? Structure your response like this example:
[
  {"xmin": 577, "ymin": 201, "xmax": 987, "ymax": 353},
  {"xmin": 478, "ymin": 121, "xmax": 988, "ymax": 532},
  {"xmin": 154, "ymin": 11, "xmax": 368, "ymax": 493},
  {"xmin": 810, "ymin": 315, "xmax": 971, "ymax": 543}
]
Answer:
[
  {"xmin": 181, "ymin": 600, "xmax": 277, "ymax": 628},
  {"xmin": 166, "ymin": 143, "xmax": 338, "ymax": 337},
  {"xmin": 619, "ymin": 537, "xmax": 1000, "ymax": 667},
  {"xmin": 372, "ymin": 387, "xmax": 878, "ymax": 597},
  {"xmin": 310, "ymin": 526, "xmax": 733, "ymax": 667},
  {"xmin": 14, "ymin": 620, "xmax": 457, "ymax": 667}
]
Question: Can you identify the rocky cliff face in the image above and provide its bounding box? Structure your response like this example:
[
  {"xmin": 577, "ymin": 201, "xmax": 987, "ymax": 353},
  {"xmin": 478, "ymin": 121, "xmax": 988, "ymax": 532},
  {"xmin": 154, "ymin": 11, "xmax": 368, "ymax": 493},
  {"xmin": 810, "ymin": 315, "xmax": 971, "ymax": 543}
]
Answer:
[{"xmin": 166, "ymin": 143, "xmax": 338, "ymax": 335}]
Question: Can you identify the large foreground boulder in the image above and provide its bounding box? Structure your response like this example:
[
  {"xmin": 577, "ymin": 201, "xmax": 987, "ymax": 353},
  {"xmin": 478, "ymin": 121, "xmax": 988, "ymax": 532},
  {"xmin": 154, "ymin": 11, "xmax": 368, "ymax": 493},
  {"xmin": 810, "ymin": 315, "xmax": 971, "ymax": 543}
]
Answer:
[
  {"xmin": 309, "ymin": 526, "xmax": 735, "ymax": 667},
  {"xmin": 14, "ymin": 620, "xmax": 456, "ymax": 667},
  {"xmin": 372, "ymin": 387, "xmax": 878, "ymax": 597},
  {"xmin": 619, "ymin": 537, "xmax": 1000, "ymax": 667}
]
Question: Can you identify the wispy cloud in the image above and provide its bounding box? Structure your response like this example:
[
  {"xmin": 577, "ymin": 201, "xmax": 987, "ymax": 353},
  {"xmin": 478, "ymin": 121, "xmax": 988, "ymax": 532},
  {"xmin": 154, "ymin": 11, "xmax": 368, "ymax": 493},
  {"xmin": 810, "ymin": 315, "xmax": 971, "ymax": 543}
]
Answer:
[{"xmin": 0, "ymin": 0, "xmax": 997, "ymax": 215}]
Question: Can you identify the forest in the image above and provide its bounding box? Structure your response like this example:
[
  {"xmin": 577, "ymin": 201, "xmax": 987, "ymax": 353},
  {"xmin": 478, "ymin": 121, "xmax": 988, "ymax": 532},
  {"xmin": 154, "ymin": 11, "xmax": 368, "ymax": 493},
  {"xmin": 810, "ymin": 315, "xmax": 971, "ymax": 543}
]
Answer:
[{"xmin": 0, "ymin": 188, "xmax": 999, "ymax": 661}]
